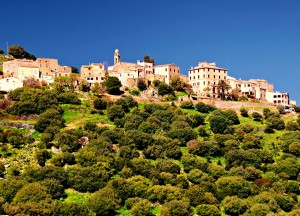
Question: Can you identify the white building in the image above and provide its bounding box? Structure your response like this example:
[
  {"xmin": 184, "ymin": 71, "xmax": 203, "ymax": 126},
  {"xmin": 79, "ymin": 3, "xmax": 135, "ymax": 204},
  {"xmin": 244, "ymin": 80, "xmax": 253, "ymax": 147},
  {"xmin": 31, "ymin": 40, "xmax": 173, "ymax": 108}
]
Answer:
[{"xmin": 0, "ymin": 77, "xmax": 23, "ymax": 92}]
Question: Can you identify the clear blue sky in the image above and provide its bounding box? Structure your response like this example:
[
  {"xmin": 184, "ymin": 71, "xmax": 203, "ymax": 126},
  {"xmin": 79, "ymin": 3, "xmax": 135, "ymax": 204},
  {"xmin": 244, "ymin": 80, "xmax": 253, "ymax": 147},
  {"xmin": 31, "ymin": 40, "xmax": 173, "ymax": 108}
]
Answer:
[{"xmin": 2, "ymin": 0, "xmax": 300, "ymax": 103}]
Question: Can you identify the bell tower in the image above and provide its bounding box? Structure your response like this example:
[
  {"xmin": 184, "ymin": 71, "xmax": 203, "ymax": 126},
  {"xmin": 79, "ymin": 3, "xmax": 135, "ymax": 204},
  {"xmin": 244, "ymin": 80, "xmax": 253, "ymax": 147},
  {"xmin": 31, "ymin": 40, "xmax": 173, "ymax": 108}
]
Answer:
[{"xmin": 114, "ymin": 49, "xmax": 120, "ymax": 64}]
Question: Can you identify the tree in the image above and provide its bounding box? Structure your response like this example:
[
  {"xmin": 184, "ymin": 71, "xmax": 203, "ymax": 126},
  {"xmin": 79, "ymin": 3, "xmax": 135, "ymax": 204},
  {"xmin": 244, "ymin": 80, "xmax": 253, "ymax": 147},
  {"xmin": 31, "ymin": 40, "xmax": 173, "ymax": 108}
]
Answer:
[
  {"xmin": 217, "ymin": 80, "xmax": 231, "ymax": 100},
  {"xmin": 240, "ymin": 107, "xmax": 249, "ymax": 117},
  {"xmin": 52, "ymin": 202, "xmax": 95, "ymax": 216},
  {"xmin": 0, "ymin": 48, "xmax": 4, "ymax": 55},
  {"xmin": 0, "ymin": 178, "xmax": 25, "ymax": 203},
  {"xmin": 40, "ymin": 178, "xmax": 66, "ymax": 200},
  {"xmin": 144, "ymin": 55, "xmax": 155, "ymax": 64},
  {"xmin": 91, "ymin": 82, "xmax": 106, "ymax": 95},
  {"xmin": 195, "ymin": 204, "xmax": 221, "ymax": 216},
  {"xmin": 216, "ymin": 176, "xmax": 252, "ymax": 199},
  {"xmin": 67, "ymin": 166, "xmax": 110, "ymax": 193},
  {"xmin": 93, "ymin": 98, "xmax": 108, "ymax": 110},
  {"xmin": 180, "ymin": 101, "xmax": 194, "ymax": 109},
  {"xmin": 8, "ymin": 45, "xmax": 36, "ymax": 60},
  {"xmin": 71, "ymin": 66, "xmax": 79, "ymax": 73},
  {"xmin": 103, "ymin": 76, "xmax": 122, "ymax": 95},
  {"xmin": 195, "ymin": 102, "xmax": 216, "ymax": 113},
  {"xmin": 35, "ymin": 109, "xmax": 65, "ymax": 132},
  {"xmin": 131, "ymin": 199, "xmax": 154, "ymax": 216},
  {"xmin": 87, "ymin": 187, "xmax": 121, "ymax": 216},
  {"xmin": 35, "ymin": 149, "xmax": 51, "ymax": 166},
  {"xmin": 13, "ymin": 182, "xmax": 51, "ymax": 203},
  {"xmin": 252, "ymin": 112, "xmax": 263, "ymax": 121},
  {"xmin": 158, "ymin": 83, "xmax": 174, "ymax": 96},
  {"xmin": 79, "ymin": 79, "xmax": 90, "ymax": 92},
  {"xmin": 137, "ymin": 79, "xmax": 147, "ymax": 91},
  {"xmin": 160, "ymin": 200, "xmax": 193, "ymax": 216},
  {"xmin": 221, "ymin": 196, "xmax": 248, "ymax": 216},
  {"xmin": 107, "ymin": 104, "xmax": 125, "ymax": 121},
  {"xmin": 170, "ymin": 77, "xmax": 185, "ymax": 91}
]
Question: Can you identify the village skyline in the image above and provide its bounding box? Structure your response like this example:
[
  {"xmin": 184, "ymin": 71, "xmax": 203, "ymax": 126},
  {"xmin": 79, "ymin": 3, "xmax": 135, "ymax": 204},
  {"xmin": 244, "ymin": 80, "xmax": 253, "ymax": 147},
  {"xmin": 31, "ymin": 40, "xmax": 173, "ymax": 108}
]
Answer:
[{"xmin": 2, "ymin": 0, "xmax": 300, "ymax": 103}]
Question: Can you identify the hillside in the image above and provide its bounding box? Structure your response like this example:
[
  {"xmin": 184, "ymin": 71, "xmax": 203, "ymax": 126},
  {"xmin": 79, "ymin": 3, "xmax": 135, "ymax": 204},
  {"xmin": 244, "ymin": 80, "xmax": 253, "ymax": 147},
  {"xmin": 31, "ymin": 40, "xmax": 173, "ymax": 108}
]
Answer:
[{"xmin": 0, "ymin": 86, "xmax": 299, "ymax": 216}]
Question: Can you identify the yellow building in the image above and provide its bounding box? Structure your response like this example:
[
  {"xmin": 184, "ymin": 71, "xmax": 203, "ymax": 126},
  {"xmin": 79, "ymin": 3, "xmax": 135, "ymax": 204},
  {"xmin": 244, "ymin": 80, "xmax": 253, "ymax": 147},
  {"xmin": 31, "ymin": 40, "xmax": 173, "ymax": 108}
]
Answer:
[
  {"xmin": 189, "ymin": 62, "xmax": 228, "ymax": 97},
  {"xmin": 2, "ymin": 59, "xmax": 39, "ymax": 81},
  {"xmin": 36, "ymin": 58, "xmax": 71, "ymax": 83},
  {"xmin": 107, "ymin": 49, "xmax": 151, "ymax": 87},
  {"xmin": 80, "ymin": 63, "xmax": 106, "ymax": 86},
  {"xmin": 227, "ymin": 77, "xmax": 274, "ymax": 101},
  {"xmin": 154, "ymin": 64, "xmax": 180, "ymax": 84}
]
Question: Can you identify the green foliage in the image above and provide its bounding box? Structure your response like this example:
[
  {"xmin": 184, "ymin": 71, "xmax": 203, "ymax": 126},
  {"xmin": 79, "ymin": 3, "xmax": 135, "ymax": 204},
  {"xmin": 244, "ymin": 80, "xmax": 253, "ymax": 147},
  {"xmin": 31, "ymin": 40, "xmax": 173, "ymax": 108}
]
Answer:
[
  {"xmin": 107, "ymin": 104, "xmax": 126, "ymax": 121},
  {"xmin": 153, "ymin": 80, "xmax": 161, "ymax": 87},
  {"xmin": 131, "ymin": 199, "xmax": 154, "ymax": 216},
  {"xmin": 57, "ymin": 92, "xmax": 81, "ymax": 104},
  {"xmin": 0, "ymin": 178, "xmax": 25, "ymax": 203},
  {"xmin": 195, "ymin": 102, "xmax": 216, "ymax": 113},
  {"xmin": 35, "ymin": 108, "xmax": 65, "ymax": 132},
  {"xmin": 170, "ymin": 77, "xmax": 185, "ymax": 91},
  {"xmin": 67, "ymin": 166, "xmax": 110, "ymax": 193},
  {"xmin": 195, "ymin": 204, "xmax": 221, "ymax": 216},
  {"xmin": 13, "ymin": 182, "xmax": 51, "ymax": 203},
  {"xmin": 158, "ymin": 83, "xmax": 174, "ymax": 96},
  {"xmin": 160, "ymin": 199, "xmax": 193, "ymax": 216},
  {"xmin": 35, "ymin": 149, "xmax": 51, "ymax": 166},
  {"xmin": 8, "ymin": 45, "xmax": 36, "ymax": 60},
  {"xmin": 87, "ymin": 187, "xmax": 121, "ymax": 216},
  {"xmin": 266, "ymin": 116, "xmax": 285, "ymax": 130},
  {"xmin": 103, "ymin": 76, "xmax": 122, "ymax": 95},
  {"xmin": 180, "ymin": 100, "xmax": 194, "ymax": 109},
  {"xmin": 252, "ymin": 112, "xmax": 263, "ymax": 121},
  {"xmin": 52, "ymin": 202, "xmax": 95, "ymax": 216},
  {"xmin": 216, "ymin": 176, "xmax": 252, "ymax": 199},
  {"xmin": 137, "ymin": 79, "xmax": 147, "ymax": 91},
  {"xmin": 221, "ymin": 196, "xmax": 248, "ymax": 216},
  {"xmin": 240, "ymin": 107, "xmax": 249, "ymax": 117}
]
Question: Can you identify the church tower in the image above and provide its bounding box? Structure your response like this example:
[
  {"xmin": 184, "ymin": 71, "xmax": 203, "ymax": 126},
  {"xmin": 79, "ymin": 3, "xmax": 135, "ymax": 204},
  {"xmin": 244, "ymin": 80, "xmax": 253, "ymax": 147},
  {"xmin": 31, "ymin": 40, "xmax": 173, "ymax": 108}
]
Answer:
[{"xmin": 114, "ymin": 49, "xmax": 120, "ymax": 65}]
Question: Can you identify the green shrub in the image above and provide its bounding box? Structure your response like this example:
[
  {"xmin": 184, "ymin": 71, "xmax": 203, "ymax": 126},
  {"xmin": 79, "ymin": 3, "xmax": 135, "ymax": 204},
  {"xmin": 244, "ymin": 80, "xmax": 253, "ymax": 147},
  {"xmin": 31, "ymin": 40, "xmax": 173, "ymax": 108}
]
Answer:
[
  {"xmin": 195, "ymin": 102, "xmax": 216, "ymax": 113},
  {"xmin": 195, "ymin": 204, "xmax": 221, "ymax": 216},
  {"xmin": 252, "ymin": 112, "xmax": 263, "ymax": 121},
  {"xmin": 93, "ymin": 98, "xmax": 107, "ymax": 110},
  {"xmin": 180, "ymin": 100, "xmax": 194, "ymax": 109},
  {"xmin": 240, "ymin": 107, "xmax": 249, "ymax": 117}
]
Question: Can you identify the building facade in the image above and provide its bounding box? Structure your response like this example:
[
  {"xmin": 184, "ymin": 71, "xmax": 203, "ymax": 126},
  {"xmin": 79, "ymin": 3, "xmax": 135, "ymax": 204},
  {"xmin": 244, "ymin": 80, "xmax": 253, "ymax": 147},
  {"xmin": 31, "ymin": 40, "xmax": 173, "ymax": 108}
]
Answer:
[
  {"xmin": 36, "ymin": 58, "xmax": 71, "ymax": 83},
  {"xmin": 154, "ymin": 64, "xmax": 180, "ymax": 84},
  {"xmin": 189, "ymin": 62, "xmax": 228, "ymax": 97},
  {"xmin": 2, "ymin": 59, "xmax": 39, "ymax": 81},
  {"xmin": 80, "ymin": 63, "xmax": 106, "ymax": 86}
]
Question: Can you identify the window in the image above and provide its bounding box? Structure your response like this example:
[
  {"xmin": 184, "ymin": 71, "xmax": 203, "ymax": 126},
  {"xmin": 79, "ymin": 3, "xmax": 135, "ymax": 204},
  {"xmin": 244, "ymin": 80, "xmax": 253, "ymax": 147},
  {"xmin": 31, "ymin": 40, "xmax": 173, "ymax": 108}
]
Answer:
[
  {"xmin": 165, "ymin": 68, "xmax": 167, "ymax": 71},
  {"xmin": 96, "ymin": 77, "xmax": 98, "ymax": 80},
  {"xmin": 46, "ymin": 64, "xmax": 48, "ymax": 68},
  {"xmin": 208, "ymin": 75, "xmax": 210, "ymax": 78},
  {"xmin": 214, "ymin": 75, "xmax": 215, "ymax": 78},
  {"xmin": 40, "ymin": 64, "xmax": 42, "ymax": 67},
  {"xmin": 198, "ymin": 75, "xmax": 199, "ymax": 79},
  {"xmin": 219, "ymin": 76, "xmax": 220, "ymax": 79},
  {"xmin": 193, "ymin": 76, "xmax": 195, "ymax": 79},
  {"xmin": 203, "ymin": 81, "xmax": 205, "ymax": 85},
  {"xmin": 203, "ymin": 75, "xmax": 205, "ymax": 78}
]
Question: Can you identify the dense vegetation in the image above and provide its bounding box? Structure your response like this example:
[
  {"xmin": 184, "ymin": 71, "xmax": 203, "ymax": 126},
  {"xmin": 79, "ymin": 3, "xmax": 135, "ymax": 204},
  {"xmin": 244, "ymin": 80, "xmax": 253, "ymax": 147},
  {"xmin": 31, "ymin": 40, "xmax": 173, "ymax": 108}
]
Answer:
[{"xmin": 0, "ymin": 86, "xmax": 299, "ymax": 216}]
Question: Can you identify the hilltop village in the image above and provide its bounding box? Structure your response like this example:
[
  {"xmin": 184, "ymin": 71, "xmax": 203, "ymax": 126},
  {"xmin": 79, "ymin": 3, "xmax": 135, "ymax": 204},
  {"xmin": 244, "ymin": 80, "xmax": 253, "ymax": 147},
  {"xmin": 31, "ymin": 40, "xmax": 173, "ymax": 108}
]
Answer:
[
  {"xmin": 0, "ymin": 46, "xmax": 300, "ymax": 215},
  {"xmin": 0, "ymin": 48, "xmax": 296, "ymax": 107}
]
